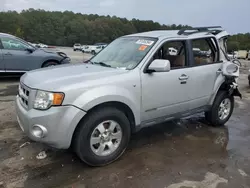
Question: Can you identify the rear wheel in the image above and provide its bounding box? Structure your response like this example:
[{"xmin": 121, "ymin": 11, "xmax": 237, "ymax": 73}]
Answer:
[
  {"xmin": 74, "ymin": 107, "xmax": 131, "ymax": 166},
  {"xmin": 91, "ymin": 51, "xmax": 96, "ymax": 55},
  {"xmin": 205, "ymin": 91, "xmax": 234, "ymax": 126}
]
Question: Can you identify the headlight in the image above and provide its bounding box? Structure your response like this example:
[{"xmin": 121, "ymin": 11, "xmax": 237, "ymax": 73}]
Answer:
[
  {"xmin": 226, "ymin": 64, "xmax": 238, "ymax": 74},
  {"xmin": 34, "ymin": 90, "xmax": 64, "ymax": 110}
]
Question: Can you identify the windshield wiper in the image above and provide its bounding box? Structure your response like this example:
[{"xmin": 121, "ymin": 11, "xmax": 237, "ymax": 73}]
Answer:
[{"xmin": 91, "ymin": 61, "xmax": 112, "ymax": 67}]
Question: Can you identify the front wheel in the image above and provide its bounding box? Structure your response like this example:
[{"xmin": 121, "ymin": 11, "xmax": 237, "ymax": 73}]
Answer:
[
  {"xmin": 42, "ymin": 61, "xmax": 59, "ymax": 67},
  {"xmin": 205, "ymin": 91, "xmax": 234, "ymax": 126},
  {"xmin": 74, "ymin": 107, "xmax": 131, "ymax": 166}
]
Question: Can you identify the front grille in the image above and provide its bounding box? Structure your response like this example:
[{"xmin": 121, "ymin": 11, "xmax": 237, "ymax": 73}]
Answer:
[{"xmin": 18, "ymin": 83, "xmax": 30, "ymax": 108}]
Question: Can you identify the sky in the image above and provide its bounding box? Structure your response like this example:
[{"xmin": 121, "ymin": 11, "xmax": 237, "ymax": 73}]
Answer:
[{"xmin": 1, "ymin": 0, "xmax": 250, "ymax": 34}]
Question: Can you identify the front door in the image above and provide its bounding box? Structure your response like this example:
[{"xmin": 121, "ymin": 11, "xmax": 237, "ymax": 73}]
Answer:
[
  {"xmin": 0, "ymin": 36, "xmax": 35, "ymax": 72},
  {"xmin": 141, "ymin": 40, "xmax": 191, "ymax": 122}
]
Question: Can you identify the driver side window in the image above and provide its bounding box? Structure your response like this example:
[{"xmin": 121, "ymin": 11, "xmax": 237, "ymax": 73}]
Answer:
[
  {"xmin": 1, "ymin": 37, "xmax": 29, "ymax": 51},
  {"xmin": 152, "ymin": 40, "xmax": 187, "ymax": 69}
]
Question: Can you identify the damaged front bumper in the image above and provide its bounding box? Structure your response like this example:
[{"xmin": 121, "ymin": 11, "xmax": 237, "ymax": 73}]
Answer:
[{"xmin": 228, "ymin": 82, "xmax": 242, "ymax": 99}]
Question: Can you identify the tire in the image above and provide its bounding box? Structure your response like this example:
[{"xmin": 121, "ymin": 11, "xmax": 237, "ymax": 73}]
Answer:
[
  {"xmin": 74, "ymin": 49, "xmax": 76, "ymax": 51},
  {"xmin": 82, "ymin": 50, "xmax": 85, "ymax": 53},
  {"xmin": 74, "ymin": 107, "xmax": 131, "ymax": 166},
  {"xmin": 42, "ymin": 61, "xmax": 59, "ymax": 67},
  {"xmin": 91, "ymin": 51, "xmax": 96, "ymax": 55},
  {"xmin": 205, "ymin": 91, "xmax": 234, "ymax": 126}
]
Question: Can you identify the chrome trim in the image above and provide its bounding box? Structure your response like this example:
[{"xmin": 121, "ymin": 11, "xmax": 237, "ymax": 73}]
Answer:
[
  {"xmin": 31, "ymin": 124, "xmax": 48, "ymax": 138},
  {"xmin": 18, "ymin": 83, "xmax": 30, "ymax": 109}
]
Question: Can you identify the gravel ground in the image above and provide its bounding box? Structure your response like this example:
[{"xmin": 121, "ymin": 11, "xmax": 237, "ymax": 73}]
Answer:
[{"xmin": 0, "ymin": 58, "xmax": 250, "ymax": 188}]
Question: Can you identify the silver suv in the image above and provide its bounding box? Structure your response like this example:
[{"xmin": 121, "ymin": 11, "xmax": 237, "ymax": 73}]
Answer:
[{"xmin": 15, "ymin": 26, "xmax": 242, "ymax": 166}]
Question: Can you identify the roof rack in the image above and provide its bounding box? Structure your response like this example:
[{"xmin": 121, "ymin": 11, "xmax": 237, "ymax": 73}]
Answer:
[{"xmin": 177, "ymin": 26, "xmax": 223, "ymax": 35}]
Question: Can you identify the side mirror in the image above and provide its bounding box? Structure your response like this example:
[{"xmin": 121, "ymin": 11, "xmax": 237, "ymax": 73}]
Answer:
[
  {"xmin": 25, "ymin": 47, "xmax": 35, "ymax": 53},
  {"xmin": 147, "ymin": 59, "xmax": 171, "ymax": 73}
]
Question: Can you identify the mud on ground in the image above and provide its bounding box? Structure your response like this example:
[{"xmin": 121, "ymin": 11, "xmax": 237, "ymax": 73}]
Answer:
[{"xmin": 0, "ymin": 61, "xmax": 250, "ymax": 188}]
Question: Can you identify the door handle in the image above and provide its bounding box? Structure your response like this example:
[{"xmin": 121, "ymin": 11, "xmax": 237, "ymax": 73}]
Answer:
[
  {"xmin": 4, "ymin": 52, "xmax": 12, "ymax": 56},
  {"xmin": 179, "ymin": 74, "xmax": 189, "ymax": 80}
]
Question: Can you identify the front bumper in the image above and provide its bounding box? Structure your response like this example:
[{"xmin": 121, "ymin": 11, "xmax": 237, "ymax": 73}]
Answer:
[
  {"xmin": 60, "ymin": 57, "xmax": 71, "ymax": 64},
  {"xmin": 15, "ymin": 95, "xmax": 86, "ymax": 149}
]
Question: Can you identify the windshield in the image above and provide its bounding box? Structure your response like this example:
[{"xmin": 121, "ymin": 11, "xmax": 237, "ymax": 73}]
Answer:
[{"xmin": 90, "ymin": 37, "xmax": 157, "ymax": 69}]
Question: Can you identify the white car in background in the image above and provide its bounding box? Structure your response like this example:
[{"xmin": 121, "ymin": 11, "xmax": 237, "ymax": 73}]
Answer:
[
  {"xmin": 36, "ymin": 43, "xmax": 48, "ymax": 48},
  {"xmin": 82, "ymin": 44, "xmax": 107, "ymax": 54},
  {"xmin": 73, "ymin": 43, "xmax": 82, "ymax": 51},
  {"xmin": 81, "ymin": 45, "xmax": 93, "ymax": 53}
]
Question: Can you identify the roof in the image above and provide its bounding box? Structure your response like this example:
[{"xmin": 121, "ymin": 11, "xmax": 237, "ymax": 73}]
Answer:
[
  {"xmin": 127, "ymin": 30, "xmax": 181, "ymax": 38},
  {"xmin": 126, "ymin": 26, "xmax": 227, "ymax": 40},
  {"xmin": 126, "ymin": 30, "xmax": 222, "ymax": 39},
  {"xmin": 0, "ymin": 32, "xmax": 15, "ymax": 38}
]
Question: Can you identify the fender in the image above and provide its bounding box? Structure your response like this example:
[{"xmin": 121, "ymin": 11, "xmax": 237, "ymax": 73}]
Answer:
[
  {"xmin": 72, "ymin": 85, "xmax": 141, "ymax": 125},
  {"xmin": 208, "ymin": 75, "xmax": 225, "ymax": 105},
  {"xmin": 209, "ymin": 76, "xmax": 242, "ymax": 106}
]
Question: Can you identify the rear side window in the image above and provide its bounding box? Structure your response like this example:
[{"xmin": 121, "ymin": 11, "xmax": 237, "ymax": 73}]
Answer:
[{"xmin": 191, "ymin": 38, "xmax": 218, "ymax": 66}]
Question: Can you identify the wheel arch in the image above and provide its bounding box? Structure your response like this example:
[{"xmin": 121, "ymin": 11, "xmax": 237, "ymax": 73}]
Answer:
[
  {"xmin": 86, "ymin": 101, "xmax": 136, "ymax": 132},
  {"xmin": 41, "ymin": 59, "xmax": 60, "ymax": 67},
  {"xmin": 209, "ymin": 78, "xmax": 230, "ymax": 106},
  {"xmin": 71, "ymin": 101, "xmax": 137, "ymax": 148}
]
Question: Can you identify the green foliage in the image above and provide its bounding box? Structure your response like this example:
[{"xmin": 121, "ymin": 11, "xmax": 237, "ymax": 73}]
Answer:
[
  {"xmin": 0, "ymin": 9, "xmax": 248, "ymax": 49},
  {"xmin": 227, "ymin": 33, "xmax": 250, "ymax": 52}
]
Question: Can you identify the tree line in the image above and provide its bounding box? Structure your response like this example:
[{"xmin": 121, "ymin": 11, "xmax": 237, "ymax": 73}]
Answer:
[{"xmin": 0, "ymin": 9, "xmax": 249, "ymax": 51}]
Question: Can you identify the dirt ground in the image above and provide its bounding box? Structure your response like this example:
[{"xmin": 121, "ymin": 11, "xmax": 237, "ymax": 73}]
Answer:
[{"xmin": 0, "ymin": 55, "xmax": 250, "ymax": 188}]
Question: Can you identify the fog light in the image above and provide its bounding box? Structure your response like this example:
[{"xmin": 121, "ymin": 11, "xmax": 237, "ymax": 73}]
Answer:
[{"xmin": 31, "ymin": 125, "xmax": 48, "ymax": 138}]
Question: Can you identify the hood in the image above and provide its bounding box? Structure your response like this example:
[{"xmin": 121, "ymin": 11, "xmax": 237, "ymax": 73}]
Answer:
[
  {"xmin": 21, "ymin": 63, "xmax": 127, "ymax": 91},
  {"xmin": 38, "ymin": 48, "xmax": 67, "ymax": 57}
]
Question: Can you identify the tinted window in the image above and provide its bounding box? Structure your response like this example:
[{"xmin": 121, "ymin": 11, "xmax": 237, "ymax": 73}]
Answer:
[{"xmin": 192, "ymin": 38, "xmax": 217, "ymax": 65}]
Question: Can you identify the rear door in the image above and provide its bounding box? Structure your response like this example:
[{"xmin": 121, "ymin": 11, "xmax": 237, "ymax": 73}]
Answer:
[
  {"xmin": 0, "ymin": 36, "xmax": 36, "ymax": 72},
  {"xmin": 187, "ymin": 37, "xmax": 222, "ymax": 109}
]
